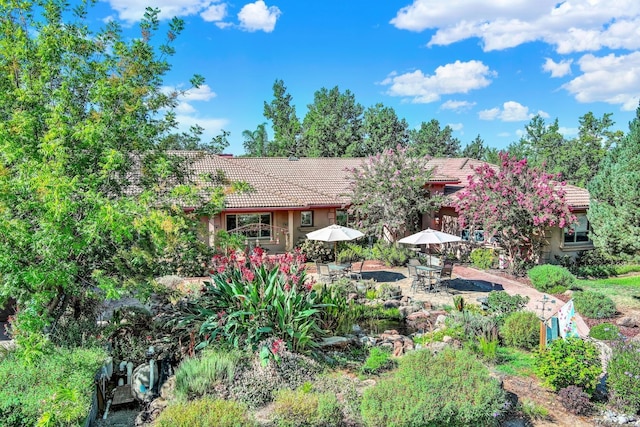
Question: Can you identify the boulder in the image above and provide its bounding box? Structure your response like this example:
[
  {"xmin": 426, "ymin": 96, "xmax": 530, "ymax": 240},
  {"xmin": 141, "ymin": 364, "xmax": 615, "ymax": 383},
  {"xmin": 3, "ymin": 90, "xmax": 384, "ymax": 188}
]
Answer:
[
  {"xmin": 617, "ymin": 316, "xmax": 640, "ymax": 328},
  {"xmin": 383, "ymin": 299, "xmax": 401, "ymax": 308},
  {"xmin": 319, "ymin": 336, "xmax": 351, "ymax": 349}
]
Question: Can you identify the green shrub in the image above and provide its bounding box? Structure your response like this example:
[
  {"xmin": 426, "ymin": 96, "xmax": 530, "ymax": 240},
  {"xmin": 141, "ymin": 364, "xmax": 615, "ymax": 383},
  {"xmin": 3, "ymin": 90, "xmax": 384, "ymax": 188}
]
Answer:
[
  {"xmin": 272, "ymin": 388, "xmax": 342, "ymax": 427},
  {"xmin": 486, "ymin": 291, "xmax": 530, "ymax": 323},
  {"xmin": 588, "ymin": 322, "xmax": 620, "ymax": 340},
  {"xmin": 175, "ymin": 348, "xmax": 243, "ymax": 400},
  {"xmin": 470, "ymin": 248, "xmax": 496, "ymax": 270},
  {"xmin": 527, "ymin": 265, "xmax": 575, "ymax": 293},
  {"xmin": 298, "ymin": 239, "xmax": 334, "ymax": 263},
  {"xmin": 0, "ymin": 346, "xmax": 106, "ymax": 427},
  {"xmin": 370, "ymin": 242, "xmax": 413, "ymax": 267},
  {"xmin": 573, "ymin": 291, "xmax": 617, "ymax": 319},
  {"xmin": 608, "ymin": 341, "xmax": 640, "ymax": 413},
  {"xmin": 360, "ymin": 347, "xmax": 396, "ymax": 375},
  {"xmin": 155, "ymin": 398, "xmax": 255, "ymax": 427},
  {"xmin": 534, "ymin": 337, "xmax": 601, "ymax": 395},
  {"xmin": 360, "ymin": 348, "xmax": 505, "ymax": 426},
  {"xmin": 519, "ymin": 398, "xmax": 549, "ymax": 420},
  {"xmin": 230, "ymin": 350, "xmax": 322, "ymax": 408},
  {"xmin": 500, "ymin": 311, "xmax": 540, "ymax": 350}
]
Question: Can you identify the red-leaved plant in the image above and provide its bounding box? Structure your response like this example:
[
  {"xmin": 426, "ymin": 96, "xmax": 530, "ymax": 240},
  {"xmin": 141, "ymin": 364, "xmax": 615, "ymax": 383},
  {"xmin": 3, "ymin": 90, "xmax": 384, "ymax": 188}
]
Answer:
[{"xmin": 178, "ymin": 248, "xmax": 324, "ymax": 354}]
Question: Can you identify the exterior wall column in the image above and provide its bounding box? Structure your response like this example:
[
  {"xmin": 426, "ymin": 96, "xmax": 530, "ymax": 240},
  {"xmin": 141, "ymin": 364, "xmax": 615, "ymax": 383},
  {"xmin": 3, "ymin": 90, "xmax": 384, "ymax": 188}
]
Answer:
[{"xmin": 287, "ymin": 210, "xmax": 294, "ymax": 251}]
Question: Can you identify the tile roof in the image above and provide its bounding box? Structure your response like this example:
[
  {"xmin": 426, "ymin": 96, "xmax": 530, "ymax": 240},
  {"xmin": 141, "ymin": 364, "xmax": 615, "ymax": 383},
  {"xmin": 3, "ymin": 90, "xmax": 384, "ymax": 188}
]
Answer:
[{"xmin": 178, "ymin": 152, "xmax": 589, "ymax": 210}]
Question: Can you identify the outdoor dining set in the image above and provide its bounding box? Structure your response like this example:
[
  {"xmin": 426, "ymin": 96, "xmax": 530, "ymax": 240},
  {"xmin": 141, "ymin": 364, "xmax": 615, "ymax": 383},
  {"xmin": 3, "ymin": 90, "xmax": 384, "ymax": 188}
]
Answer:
[
  {"xmin": 407, "ymin": 259, "xmax": 454, "ymax": 294},
  {"xmin": 307, "ymin": 224, "xmax": 460, "ymax": 291}
]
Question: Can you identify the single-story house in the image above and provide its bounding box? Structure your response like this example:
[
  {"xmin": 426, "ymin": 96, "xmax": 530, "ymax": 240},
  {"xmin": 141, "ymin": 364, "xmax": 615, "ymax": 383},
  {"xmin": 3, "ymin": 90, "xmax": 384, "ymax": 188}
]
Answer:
[{"xmin": 182, "ymin": 152, "xmax": 593, "ymax": 263}]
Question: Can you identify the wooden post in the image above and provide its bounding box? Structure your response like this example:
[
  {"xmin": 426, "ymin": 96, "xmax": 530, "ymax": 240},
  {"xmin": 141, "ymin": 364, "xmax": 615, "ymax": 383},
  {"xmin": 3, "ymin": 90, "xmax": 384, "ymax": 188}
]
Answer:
[{"xmin": 539, "ymin": 319, "xmax": 547, "ymax": 350}]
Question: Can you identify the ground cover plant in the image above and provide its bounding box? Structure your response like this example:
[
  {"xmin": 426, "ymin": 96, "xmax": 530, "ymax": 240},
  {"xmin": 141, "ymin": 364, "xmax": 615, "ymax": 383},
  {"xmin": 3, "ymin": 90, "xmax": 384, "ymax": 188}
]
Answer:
[
  {"xmin": 154, "ymin": 398, "xmax": 256, "ymax": 427},
  {"xmin": 575, "ymin": 275, "xmax": 640, "ymax": 311},
  {"xmin": 588, "ymin": 322, "xmax": 620, "ymax": 340},
  {"xmin": 272, "ymin": 387, "xmax": 342, "ymax": 427},
  {"xmin": 0, "ymin": 346, "xmax": 106, "ymax": 427},
  {"xmin": 572, "ymin": 290, "xmax": 617, "ymax": 319},
  {"xmin": 607, "ymin": 340, "xmax": 640, "ymax": 413},
  {"xmin": 360, "ymin": 348, "xmax": 506, "ymax": 426}
]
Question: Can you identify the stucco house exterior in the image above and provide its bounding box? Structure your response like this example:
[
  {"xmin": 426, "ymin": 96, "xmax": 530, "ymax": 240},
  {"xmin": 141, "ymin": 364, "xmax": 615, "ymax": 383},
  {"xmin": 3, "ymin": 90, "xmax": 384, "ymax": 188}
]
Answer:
[{"xmin": 183, "ymin": 152, "xmax": 593, "ymax": 263}]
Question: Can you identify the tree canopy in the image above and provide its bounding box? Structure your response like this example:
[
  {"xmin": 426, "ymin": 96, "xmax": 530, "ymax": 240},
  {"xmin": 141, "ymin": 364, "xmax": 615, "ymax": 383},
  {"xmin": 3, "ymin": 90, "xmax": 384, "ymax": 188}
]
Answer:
[
  {"xmin": 0, "ymin": 2, "xmax": 228, "ymax": 337},
  {"xmin": 409, "ymin": 119, "xmax": 461, "ymax": 158},
  {"xmin": 346, "ymin": 146, "xmax": 441, "ymax": 241},
  {"xmin": 302, "ymin": 86, "xmax": 364, "ymax": 157},
  {"xmin": 263, "ymin": 79, "xmax": 302, "ymax": 156},
  {"xmin": 588, "ymin": 105, "xmax": 640, "ymax": 258}
]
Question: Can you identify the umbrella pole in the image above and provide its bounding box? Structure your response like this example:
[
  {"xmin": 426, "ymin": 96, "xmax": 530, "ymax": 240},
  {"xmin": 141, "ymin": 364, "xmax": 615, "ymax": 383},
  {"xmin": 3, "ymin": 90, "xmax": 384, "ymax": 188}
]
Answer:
[{"xmin": 334, "ymin": 242, "xmax": 337, "ymax": 263}]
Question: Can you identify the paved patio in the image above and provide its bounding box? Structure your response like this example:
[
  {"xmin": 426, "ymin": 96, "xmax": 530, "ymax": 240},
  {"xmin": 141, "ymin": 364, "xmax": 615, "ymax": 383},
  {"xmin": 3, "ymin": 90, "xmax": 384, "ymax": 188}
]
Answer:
[{"xmin": 312, "ymin": 263, "xmax": 590, "ymax": 337}]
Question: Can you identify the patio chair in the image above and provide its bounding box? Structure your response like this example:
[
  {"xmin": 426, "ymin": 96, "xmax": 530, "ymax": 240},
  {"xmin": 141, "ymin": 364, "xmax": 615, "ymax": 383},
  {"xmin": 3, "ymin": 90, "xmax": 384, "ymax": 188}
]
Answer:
[
  {"xmin": 348, "ymin": 260, "xmax": 365, "ymax": 281},
  {"xmin": 432, "ymin": 261, "xmax": 453, "ymax": 293},
  {"xmin": 316, "ymin": 261, "xmax": 337, "ymax": 283},
  {"xmin": 408, "ymin": 264, "xmax": 430, "ymax": 293}
]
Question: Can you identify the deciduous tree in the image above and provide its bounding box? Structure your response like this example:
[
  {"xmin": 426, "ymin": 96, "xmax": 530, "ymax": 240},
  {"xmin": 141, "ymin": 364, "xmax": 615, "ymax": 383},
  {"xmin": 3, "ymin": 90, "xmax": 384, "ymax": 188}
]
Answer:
[
  {"xmin": 346, "ymin": 146, "xmax": 441, "ymax": 241},
  {"xmin": 453, "ymin": 153, "xmax": 576, "ymax": 273},
  {"xmin": 0, "ymin": 2, "xmax": 229, "ymax": 337}
]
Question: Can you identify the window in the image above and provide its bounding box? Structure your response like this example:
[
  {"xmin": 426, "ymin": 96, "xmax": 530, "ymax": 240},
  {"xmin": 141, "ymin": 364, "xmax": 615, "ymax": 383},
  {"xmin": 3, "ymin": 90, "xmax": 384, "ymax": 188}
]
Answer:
[
  {"xmin": 226, "ymin": 213, "xmax": 271, "ymax": 239},
  {"xmin": 461, "ymin": 229, "xmax": 486, "ymax": 243},
  {"xmin": 301, "ymin": 211, "xmax": 313, "ymax": 227},
  {"xmin": 564, "ymin": 215, "xmax": 590, "ymax": 244},
  {"xmin": 336, "ymin": 209, "xmax": 348, "ymax": 226}
]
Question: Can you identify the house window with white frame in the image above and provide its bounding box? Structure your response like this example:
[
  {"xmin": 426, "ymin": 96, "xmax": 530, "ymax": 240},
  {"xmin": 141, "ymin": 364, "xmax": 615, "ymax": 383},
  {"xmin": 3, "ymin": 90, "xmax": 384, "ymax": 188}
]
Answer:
[
  {"xmin": 226, "ymin": 213, "xmax": 271, "ymax": 239},
  {"xmin": 301, "ymin": 211, "xmax": 313, "ymax": 227},
  {"xmin": 564, "ymin": 214, "xmax": 590, "ymax": 244}
]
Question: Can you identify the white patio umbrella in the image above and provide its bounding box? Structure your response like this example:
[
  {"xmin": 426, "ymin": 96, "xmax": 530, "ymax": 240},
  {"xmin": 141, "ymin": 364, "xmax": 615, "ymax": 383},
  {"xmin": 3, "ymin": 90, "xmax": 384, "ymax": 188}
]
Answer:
[
  {"xmin": 398, "ymin": 228, "xmax": 462, "ymax": 265},
  {"xmin": 306, "ymin": 224, "xmax": 364, "ymax": 262}
]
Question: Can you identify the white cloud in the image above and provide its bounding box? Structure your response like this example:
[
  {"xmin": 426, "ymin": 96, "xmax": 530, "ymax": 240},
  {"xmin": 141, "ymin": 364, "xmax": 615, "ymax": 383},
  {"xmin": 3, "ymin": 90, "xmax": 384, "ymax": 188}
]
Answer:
[
  {"xmin": 104, "ymin": 0, "xmax": 212, "ymax": 23},
  {"xmin": 201, "ymin": 3, "xmax": 227, "ymax": 22},
  {"xmin": 390, "ymin": 0, "xmax": 640, "ymax": 53},
  {"xmin": 448, "ymin": 123, "xmax": 463, "ymax": 131},
  {"xmin": 440, "ymin": 100, "xmax": 476, "ymax": 112},
  {"xmin": 478, "ymin": 107, "xmax": 499, "ymax": 120},
  {"xmin": 176, "ymin": 102, "xmax": 196, "ymax": 114},
  {"xmin": 479, "ymin": 101, "xmax": 545, "ymax": 122},
  {"xmin": 543, "ymin": 58, "xmax": 572, "ymax": 78},
  {"xmin": 238, "ymin": 1, "xmax": 281, "ymax": 33},
  {"xmin": 382, "ymin": 60, "xmax": 495, "ymax": 103},
  {"xmin": 559, "ymin": 127, "xmax": 579, "ymax": 137},
  {"xmin": 182, "ymin": 84, "xmax": 217, "ymax": 102},
  {"xmin": 497, "ymin": 132, "xmax": 511, "ymax": 137},
  {"xmin": 176, "ymin": 115, "xmax": 229, "ymax": 141},
  {"xmin": 563, "ymin": 52, "xmax": 640, "ymax": 111}
]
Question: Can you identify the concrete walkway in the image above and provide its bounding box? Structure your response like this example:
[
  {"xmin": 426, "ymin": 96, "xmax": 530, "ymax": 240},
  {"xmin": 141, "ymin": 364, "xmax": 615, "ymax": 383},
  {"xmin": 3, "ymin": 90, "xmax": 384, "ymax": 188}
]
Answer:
[{"xmin": 453, "ymin": 265, "xmax": 590, "ymax": 337}]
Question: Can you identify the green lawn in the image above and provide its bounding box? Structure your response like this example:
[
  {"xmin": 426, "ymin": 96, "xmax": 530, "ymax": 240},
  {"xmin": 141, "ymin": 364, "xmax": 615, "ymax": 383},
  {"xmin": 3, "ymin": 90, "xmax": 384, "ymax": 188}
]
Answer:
[{"xmin": 574, "ymin": 274, "xmax": 640, "ymax": 311}]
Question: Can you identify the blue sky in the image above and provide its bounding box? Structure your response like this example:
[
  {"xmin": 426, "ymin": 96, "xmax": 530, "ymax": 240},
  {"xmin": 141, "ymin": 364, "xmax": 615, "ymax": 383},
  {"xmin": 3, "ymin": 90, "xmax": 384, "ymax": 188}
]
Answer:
[{"xmin": 93, "ymin": 0, "xmax": 640, "ymax": 155}]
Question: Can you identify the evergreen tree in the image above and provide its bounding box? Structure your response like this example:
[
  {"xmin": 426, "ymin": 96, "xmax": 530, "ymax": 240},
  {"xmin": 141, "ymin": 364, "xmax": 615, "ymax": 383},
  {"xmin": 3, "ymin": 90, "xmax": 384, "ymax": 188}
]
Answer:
[{"xmin": 588, "ymin": 105, "xmax": 640, "ymax": 258}]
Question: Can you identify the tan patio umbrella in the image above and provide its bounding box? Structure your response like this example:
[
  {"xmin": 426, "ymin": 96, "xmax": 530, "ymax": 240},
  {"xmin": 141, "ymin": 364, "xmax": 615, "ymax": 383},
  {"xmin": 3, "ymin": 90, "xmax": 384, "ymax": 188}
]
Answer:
[
  {"xmin": 306, "ymin": 224, "xmax": 364, "ymax": 262},
  {"xmin": 398, "ymin": 228, "xmax": 462, "ymax": 266}
]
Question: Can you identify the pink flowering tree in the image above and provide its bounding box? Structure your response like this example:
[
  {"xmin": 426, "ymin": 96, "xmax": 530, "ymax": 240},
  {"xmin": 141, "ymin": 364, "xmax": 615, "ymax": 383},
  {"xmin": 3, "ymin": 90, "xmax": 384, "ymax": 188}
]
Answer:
[
  {"xmin": 453, "ymin": 153, "xmax": 576, "ymax": 273},
  {"xmin": 346, "ymin": 145, "xmax": 442, "ymax": 241},
  {"xmin": 178, "ymin": 248, "xmax": 324, "ymax": 354}
]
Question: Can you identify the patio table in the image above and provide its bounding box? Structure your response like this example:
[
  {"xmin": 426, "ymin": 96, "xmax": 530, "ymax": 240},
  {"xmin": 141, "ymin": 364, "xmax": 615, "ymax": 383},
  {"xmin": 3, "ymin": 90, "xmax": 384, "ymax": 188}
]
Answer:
[
  {"xmin": 416, "ymin": 265, "xmax": 441, "ymax": 292},
  {"xmin": 328, "ymin": 263, "xmax": 351, "ymax": 278}
]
